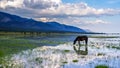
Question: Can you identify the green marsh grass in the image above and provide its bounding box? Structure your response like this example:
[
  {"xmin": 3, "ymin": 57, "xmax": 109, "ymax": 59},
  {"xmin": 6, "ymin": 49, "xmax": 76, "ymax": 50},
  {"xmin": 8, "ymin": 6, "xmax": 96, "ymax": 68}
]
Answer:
[
  {"xmin": 64, "ymin": 50, "xmax": 70, "ymax": 53},
  {"xmin": 39, "ymin": 40, "xmax": 66, "ymax": 44},
  {"xmin": 0, "ymin": 36, "xmax": 37, "ymax": 64},
  {"xmin": 72, "ymin": 60, "xmax": 78, "ymax": 63},
  {"xmin": 95, "ymin": 65, "xmax": 109, "ymax": 68},
  {"xmin": 62, "ymin": 61, "xmax": 68, "ymax": 64},
  {"xmin": 97, "ymin": 53, "xmax": 105, "ymax": 56},
  {"xmin": 35, "ymin": 57, "xmax": 43, "ymax": 63},
  {"xmin": 106, "ymin": 45, "xmax": 120, "ymax": 50},
  {"xmin": 111, "ymin": 46, "xmax": 120, "ymax": 49}
]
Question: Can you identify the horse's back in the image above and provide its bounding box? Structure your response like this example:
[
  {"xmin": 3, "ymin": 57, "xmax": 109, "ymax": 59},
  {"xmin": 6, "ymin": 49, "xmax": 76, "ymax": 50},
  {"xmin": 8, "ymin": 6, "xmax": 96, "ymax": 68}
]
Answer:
[
  {"xmin": 77, "ymin": 36, "xmax": 88, "ymax": 40},
  {"xmin": 73, "ymin": 35, "xmax": 88, "ymax": 45},
  {"xmin": 78, "ymin": 36, "xmax": 88, "ymax": 38}
]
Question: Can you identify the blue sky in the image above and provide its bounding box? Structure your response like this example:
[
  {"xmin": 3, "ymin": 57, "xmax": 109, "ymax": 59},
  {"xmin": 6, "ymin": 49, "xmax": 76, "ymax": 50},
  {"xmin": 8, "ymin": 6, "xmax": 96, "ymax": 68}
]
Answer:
[
  {"xmin": 0, "ymin": 0, "xmax": 120, "ymax": 33},
  {"xmin": 63, "ymin": 0, "xmax": 120, "ymax": 8}
]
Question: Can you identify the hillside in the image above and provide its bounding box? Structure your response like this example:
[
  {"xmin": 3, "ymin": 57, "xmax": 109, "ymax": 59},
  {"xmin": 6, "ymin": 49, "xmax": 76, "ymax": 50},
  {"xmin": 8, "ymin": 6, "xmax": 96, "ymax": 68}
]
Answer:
[{"xmin": 0, "ymin": 11, "xmax": 86, "ymax": 33}]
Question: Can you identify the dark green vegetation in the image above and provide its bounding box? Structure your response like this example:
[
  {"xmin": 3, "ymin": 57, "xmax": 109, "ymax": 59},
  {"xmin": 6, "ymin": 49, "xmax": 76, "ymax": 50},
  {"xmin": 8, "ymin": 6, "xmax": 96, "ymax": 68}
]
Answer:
[
  {"xmin": 95, "ymin": 65, "xmax": 109, "ymax": 68},
  {"xmin": 72, "ymin": 60, "xmax": 79, "ymax": 63},
  {"xmin": 62, "ymin": 61, "xmax": 68, "ymax": 64},
  {"xmin": 0, "ymin": 37, "xmax": 36, "ymax": 57},
  {"xmin": 107, "ymin": 45, "xmax": 120, "ymax": 50},
  {"xmin": 64, "ymin": 50, "xmax": 70, "ymax": 52},
  {"xmin": 0, "ymin": 32, "xmax": 74, "ymax": 35},
  {"xmin": 97, "ymin": 53, "xmax": 105, "ymax": 56},
  {"xmin": 35, "ymin": 57, "xmax": 43, "ymax": 64}
]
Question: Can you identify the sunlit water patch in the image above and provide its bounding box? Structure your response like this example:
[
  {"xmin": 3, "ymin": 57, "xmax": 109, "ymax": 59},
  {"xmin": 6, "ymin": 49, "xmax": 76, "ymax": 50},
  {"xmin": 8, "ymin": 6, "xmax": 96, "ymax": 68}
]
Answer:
[{"xmin": 1, "ymin": 41, "xmax": 120, "ymax": 68}]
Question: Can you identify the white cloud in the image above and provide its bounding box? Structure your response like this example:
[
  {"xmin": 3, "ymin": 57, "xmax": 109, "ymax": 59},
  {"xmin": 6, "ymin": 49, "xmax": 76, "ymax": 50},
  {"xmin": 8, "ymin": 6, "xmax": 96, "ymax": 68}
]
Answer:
[
  {"xmin": 23, "ymin": 0, "xmax": 61, "ymax": 9},
  {"xmin": 0, "ymin": 0, "xmax": 120, "ymax": 18},
  {"xmin": 0, "ymin": 0, "xmax": 24, "ymax": 9},
  {"xmin": 85, "ymin": 19, "xmax": 109, "ymax": 24},
  {"xmin": 0, "ymin": 0, "xmax": 118, "ymax": 29},
  {"xmin": 37, "ymin": 17, "xmax": 109, "ymax": 27},
  {"xmin": 0, "ymin": 0, "xmax": 61, "ymax": 9}
]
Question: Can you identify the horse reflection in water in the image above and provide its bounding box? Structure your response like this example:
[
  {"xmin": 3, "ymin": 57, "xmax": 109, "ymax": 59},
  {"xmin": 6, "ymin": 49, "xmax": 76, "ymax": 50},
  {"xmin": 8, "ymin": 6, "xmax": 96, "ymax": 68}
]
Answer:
[{"xmin": 73, "ymin": 36, "xmax": 88, "ymax": 55}]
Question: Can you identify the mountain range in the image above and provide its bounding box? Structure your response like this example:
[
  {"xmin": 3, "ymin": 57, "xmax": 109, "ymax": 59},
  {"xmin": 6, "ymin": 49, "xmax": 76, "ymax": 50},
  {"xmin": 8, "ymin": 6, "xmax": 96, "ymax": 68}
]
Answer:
[{"xmin": 0, "ymin": 11, "xmax": 87, "ymax": 33}]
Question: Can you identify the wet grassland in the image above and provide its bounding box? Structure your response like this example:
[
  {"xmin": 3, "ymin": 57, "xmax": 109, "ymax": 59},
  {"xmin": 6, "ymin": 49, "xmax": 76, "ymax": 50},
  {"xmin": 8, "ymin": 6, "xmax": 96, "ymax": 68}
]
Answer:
[{"xmin": 0, "ymin": 34, "xmax": 120, "ymax": 68}]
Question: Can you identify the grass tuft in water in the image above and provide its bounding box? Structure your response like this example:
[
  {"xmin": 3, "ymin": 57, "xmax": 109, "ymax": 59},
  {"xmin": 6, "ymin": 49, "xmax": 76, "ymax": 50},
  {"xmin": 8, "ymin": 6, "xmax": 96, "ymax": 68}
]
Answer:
[
  {"xmin": 35, "ymin": 57, "xmax": 43, "ymax": 63},
  {"xmin": 62, "ymin": 61, "xmax": 68, "ymax": 64},
  {"xmin": 95, "ymin": 65, "xmax": 109, "ymax": 68},
  {"xmin": 106, "ymin": 46, "xmax": 110, "ymax": 48},
  {"xmin": 97, "ymin": 53, "xmax": 105, "ymax": 56},
  {"xmin": 106, "ymin": 45, "xmax": 120, "ymax": 50},
  {"xmin": 112, "ymin": 46, "xmax": 120, "ymax": 49},
  {"xmin": 64, "ymin": 50, "xmax": 70, "ymax": 53},
  {"xmin": 72, "ymin": 60, "xmax": 78, "ymax": 63}
]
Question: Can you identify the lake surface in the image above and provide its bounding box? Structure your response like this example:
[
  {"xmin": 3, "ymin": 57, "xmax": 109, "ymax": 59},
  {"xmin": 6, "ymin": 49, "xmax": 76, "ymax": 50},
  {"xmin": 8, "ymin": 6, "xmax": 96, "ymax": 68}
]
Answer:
[{"xmin": 0, "ymin": 34, "xmax": 120, "ymax": 68}]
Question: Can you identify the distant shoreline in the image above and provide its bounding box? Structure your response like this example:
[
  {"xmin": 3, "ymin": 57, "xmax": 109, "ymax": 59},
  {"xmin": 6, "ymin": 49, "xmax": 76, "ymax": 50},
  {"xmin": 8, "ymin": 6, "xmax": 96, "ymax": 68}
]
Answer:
[{"xmin": 0, "ymin": 31, "xmax": 105, "ymax": 35}]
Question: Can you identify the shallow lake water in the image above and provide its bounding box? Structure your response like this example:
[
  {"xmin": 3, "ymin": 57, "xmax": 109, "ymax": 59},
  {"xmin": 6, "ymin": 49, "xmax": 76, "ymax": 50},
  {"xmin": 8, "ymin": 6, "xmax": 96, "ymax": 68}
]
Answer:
[{"xmin": 1, "ymin": 34, "xmax": 120, "ymax": 68}]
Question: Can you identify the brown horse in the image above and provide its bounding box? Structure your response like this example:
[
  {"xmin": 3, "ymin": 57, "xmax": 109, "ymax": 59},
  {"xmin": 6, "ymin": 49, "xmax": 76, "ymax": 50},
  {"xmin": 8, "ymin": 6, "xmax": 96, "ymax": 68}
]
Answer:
[
  {"xmin": 73, "ymin": 36, "xmax": 88, "ymax": 53},
  {"xmin": 73, "ymin": 36, "xmax": 88, "ymax": 45}
]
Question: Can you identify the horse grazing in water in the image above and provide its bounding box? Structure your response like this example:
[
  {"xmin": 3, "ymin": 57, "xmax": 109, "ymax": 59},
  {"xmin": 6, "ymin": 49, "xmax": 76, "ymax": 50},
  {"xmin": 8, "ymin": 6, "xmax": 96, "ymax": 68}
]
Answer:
[
  {"xmin": 73, "ymin": 36, "xmax": 88, "ymax": 55},
  {"xmin": 73, "ymin": 36, "xmax": 88, "ymax": 45}
]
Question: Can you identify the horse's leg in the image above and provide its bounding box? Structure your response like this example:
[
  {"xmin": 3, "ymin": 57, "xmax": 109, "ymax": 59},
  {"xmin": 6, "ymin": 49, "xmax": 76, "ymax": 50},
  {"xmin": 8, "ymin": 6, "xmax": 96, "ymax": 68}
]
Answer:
[
  {"xmin": 78, "ymin": 41, "xmax": 81, "ymax": 50},
  {"xmin": 85, "ymin": 38, "xmax": 88, "ymax": 45},
  {"xmin": 73, "ymin": 46, "xmax": 78, "ymax": 54},
  {"xmin": 85, "ymin": 46, "xmax": 87, "ymax": 51},
  {"xmin": 85, "ymin": 38, "xmax": 88, "ymax": 51}
]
